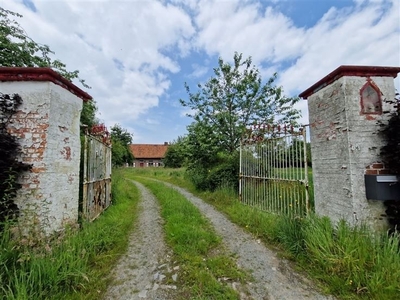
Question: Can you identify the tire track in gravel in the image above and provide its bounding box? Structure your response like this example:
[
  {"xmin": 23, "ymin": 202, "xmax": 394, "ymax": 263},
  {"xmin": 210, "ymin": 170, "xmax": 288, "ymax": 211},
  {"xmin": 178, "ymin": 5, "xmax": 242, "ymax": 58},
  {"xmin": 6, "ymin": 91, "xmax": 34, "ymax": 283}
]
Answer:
[
  {"xmin": 160, "ymin": 181, "xmax": 336, "ymax": 300},
  {"xmin": 104, "ymin": 181, "xmax": 177, "ymax": 300}
]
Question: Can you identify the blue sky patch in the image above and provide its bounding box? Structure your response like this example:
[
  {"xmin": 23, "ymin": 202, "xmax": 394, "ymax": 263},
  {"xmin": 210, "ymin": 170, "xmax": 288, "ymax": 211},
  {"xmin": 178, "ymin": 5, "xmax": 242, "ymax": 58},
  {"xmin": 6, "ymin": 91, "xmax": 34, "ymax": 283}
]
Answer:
[{"xmin": 22, "ymin": 0, "xmax": 36, "ymax": 12}]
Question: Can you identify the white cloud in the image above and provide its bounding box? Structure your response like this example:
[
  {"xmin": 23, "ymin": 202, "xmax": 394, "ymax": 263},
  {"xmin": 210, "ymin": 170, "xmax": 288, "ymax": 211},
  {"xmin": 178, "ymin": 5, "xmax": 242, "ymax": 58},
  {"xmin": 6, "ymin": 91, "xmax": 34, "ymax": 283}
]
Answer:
[
  {"xmin": 145, "ymin": 118, "xmax": 160, "ymax": 125},
  {"xmin": 279, "ymin": 0, "xmax": 400, "ymax": 95},
  {"xmin": 194, "ymin": 0, "xmax": 304, "ymax": 64},
  {"xmin": 2, "ymin": 0, "xmax": 196, "ymax": 136},
  {"xmin": 2, "ymin": 0, "xmax": 399, "ymax": 142},
  {"xmin": 189, "ymin": 0, "xmax": 399, "ymax": 125},
  {"xmin": 190, "ymin": 63, "xmax": 208, "ymax": 78}
]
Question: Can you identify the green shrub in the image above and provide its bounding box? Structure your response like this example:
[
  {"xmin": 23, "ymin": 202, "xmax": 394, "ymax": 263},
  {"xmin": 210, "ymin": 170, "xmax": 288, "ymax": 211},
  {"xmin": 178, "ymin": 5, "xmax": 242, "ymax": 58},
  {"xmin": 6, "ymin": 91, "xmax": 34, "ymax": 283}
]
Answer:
[
  {"xmin": 207, "ymin": 157, "xmax": 239, "ymax": 192},
  {"xmin": 185, "ymin": 166, "xmax": 211, "ymax": 191},
  {"xmin": 185, "ymin": 152, "xmax": 239, "ymax": 192}
]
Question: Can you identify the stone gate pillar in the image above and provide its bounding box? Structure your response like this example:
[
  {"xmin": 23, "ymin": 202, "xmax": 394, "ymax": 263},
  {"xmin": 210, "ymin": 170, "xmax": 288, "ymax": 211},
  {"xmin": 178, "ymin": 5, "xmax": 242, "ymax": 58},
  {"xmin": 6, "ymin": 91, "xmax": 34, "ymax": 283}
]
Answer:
[
  {"xmin": 0, "ymin": 67, "xmax": 92, "ymax": 233},
  {"xmin": 299, "ymin": 66, "xmax": 400, "ymax": 230}
]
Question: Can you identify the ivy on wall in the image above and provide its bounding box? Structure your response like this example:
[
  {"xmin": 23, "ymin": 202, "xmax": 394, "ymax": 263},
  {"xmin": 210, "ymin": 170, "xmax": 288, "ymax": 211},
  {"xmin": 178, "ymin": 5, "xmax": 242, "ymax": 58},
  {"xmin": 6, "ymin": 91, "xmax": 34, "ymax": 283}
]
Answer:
[
  {"xmin": 0, "ymin": 93, "xmax": 31, "ymax": 224},
  {"xmin": 379, "ymin": 92, "xmax": 400, "ymax": 233}
]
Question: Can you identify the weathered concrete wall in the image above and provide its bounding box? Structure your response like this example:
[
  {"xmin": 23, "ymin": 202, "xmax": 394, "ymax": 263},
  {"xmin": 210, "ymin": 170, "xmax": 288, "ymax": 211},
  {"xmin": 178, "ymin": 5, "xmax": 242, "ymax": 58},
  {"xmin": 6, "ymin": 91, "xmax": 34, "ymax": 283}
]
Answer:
[
  {"xmin": 303, "ymin": 67, "xmax": 399, "ymax": 230},
  {"xmin": 307, "ymin": 78, "xmax": 353, "ymax": 224},
  {"xmin": 345, "ymin": 76, "xmax": 397, "ymax": 229},
  {"xmin": 1, "ymin": 81, "xmax": 82, "ymax": 232}
]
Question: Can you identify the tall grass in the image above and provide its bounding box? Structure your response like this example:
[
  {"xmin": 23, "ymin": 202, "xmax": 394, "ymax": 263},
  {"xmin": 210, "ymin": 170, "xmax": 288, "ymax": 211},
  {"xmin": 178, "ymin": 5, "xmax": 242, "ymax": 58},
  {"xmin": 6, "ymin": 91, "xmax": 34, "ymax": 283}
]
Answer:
[
  {"xmin": 301, "ymin": 217, "xmax": 400, "ymax": 298},
  {"xmin": 135, "ymin": 178, "xmax": 247, "ymax": 299},
  {"xmin": 208, "ymin": 196, "xmax": 400, "ymax": 299},
  {"xmin": 0, "ymin": 169, "xmax": 139, "ymax": 299},
  {"xmin": 126, "ymin": 167, "xmax": 400, "ymax": 299}
]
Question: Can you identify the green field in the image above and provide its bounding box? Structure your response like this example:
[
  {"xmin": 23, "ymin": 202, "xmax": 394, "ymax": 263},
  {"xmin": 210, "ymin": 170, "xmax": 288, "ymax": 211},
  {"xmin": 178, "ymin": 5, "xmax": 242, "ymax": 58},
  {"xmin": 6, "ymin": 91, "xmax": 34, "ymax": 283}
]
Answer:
[{"xmin": 240, "ymin": 167, "xmax": 314, "ymax": 216}]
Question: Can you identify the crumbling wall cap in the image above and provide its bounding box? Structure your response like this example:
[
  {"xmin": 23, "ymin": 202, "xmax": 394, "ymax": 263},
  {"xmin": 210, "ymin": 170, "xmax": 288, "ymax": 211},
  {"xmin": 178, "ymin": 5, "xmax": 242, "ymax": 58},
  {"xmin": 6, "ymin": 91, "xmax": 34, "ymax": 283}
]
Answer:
[
  {"xmin": 299, "ymin": 65, "xmax": 400, "ymax": 100},
  {"xmin": 0, "ymin": 67, "xmax": 92, "ymax": 102}
]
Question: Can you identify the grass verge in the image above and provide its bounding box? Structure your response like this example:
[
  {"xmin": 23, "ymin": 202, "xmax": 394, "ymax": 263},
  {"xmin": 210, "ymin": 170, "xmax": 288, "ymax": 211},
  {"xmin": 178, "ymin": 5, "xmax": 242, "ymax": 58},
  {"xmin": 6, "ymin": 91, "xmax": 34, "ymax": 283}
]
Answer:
[
  {"xmin": 135, "ymin": 177, "xmax": 247, "ymax": 300},
  {"xmin": 124, "ymin": 167, "xmax": 400, "ymax": 300},
  {"xmin": 0, "ymin": 168, "xmax": 139, "ymax": 300}
]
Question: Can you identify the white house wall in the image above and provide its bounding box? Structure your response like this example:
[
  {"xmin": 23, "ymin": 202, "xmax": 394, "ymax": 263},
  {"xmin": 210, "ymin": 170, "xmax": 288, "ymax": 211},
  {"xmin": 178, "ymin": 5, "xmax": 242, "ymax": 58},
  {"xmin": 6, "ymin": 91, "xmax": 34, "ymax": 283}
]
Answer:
[{"xmin": 1, "ymin": 81, "xmax": 83, "ymax": 233}]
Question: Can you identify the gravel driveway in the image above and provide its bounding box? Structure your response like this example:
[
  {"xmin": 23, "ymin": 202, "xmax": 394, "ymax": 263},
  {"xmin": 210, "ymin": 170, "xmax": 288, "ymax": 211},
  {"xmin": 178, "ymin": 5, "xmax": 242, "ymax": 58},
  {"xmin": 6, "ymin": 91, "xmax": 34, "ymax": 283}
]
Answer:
[
  {"xmin": 104, "ymin": 181, "xmax": 177, "ymax": 300},
  {"xmin": 105, "ymin": 180, "xmax": 335, "ymax": 300}
]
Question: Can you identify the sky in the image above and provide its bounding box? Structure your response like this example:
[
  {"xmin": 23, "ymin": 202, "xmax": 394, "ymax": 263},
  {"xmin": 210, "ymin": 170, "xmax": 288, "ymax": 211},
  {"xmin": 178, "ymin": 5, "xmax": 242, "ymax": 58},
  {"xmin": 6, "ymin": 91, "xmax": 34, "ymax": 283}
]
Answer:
[{"xmin": 2, "ymin": 0, "xmax": 399, "ymax": 144}]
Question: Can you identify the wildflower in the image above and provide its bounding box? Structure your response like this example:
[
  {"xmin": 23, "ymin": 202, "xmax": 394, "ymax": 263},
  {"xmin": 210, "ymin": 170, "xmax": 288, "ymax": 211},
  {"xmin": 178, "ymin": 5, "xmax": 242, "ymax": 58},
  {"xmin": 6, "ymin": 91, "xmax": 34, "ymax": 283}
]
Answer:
[{"xmin": 347, "ymin": 280, "xmax": 353, "ymax": 285}]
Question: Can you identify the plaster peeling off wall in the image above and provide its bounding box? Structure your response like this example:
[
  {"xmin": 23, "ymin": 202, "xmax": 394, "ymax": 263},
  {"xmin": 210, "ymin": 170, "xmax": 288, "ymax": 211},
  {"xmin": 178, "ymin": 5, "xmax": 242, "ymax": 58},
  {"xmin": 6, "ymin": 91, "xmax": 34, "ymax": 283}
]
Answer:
[
  {"xmin": 344, "ymin": 76, "xmax": 397, "ymax": 230},
  {"xmin": 1, "ymin": 81, "xmax": 83, "ymax": 233},
  {"xmin": 304, "ymin": 67, "xmax": 399, "ymax": 231},
  {"xmin": 308, "ymin": 78, "xmax": 354, "ymax": 224}
]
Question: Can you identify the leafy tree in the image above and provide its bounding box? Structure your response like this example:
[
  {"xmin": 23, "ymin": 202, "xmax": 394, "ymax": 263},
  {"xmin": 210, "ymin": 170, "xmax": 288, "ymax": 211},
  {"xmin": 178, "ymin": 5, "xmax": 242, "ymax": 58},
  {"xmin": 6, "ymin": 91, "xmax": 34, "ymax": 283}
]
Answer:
[
  {"xmin": 80, "ymin": 100, "xmax": 98, "ymax": 130},
  {"xmin": 180, "ymin": 52, "xmax": 300, "ymax": 190},
  {"xmin": 186, "ymin": 121, "xmax": 221, "ymax": 167},
  {"xmin": 111, "ymin": 124, "xmax": 133, "ymax": 145},
  {"xmin": 180, "ymin": 52, "xmax": 300, "ymax": 155},
  {"xmin": 163, "ymin": 136, "xmax": 188, "ymax": 168},
  {"xmin": 183, "ymin": 121, "xmax": 242, "ymax": 191},
  {"xmin": 110, "ymin": 124, "xmax": 134, "ymax": 167}
]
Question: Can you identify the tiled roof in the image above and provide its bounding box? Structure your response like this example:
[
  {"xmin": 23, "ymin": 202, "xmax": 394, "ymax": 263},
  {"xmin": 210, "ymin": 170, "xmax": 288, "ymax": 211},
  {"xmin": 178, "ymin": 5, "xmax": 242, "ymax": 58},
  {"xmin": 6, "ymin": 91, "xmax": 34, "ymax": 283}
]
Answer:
[
  {"xmin": 0, "ymin": 67, "xmax": 92, "ymax": 101},
  {"xmin": 130, "ymin": 144, "xmax": 169, "ymax": 159}
]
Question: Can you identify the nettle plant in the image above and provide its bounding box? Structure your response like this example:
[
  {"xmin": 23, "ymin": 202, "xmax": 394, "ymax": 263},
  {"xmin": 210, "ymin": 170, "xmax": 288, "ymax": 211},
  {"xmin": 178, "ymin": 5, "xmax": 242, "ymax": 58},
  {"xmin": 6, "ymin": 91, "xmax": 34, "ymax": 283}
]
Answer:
[
  {"xmin": 0, "ymin": 93, "xmax": 31, "ymax": 225},
  {"xmin": 379, "ymin": 91, "xmax": 400, "ymax": 233}
]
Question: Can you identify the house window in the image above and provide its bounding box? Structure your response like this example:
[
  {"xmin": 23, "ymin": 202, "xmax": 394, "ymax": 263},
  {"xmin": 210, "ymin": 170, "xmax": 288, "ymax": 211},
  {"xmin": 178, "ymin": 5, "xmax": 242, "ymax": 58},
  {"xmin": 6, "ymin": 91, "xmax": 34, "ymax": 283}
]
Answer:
[{"xmin": 360, "ymin": 79, "xmax": 382, "ymax": 114}]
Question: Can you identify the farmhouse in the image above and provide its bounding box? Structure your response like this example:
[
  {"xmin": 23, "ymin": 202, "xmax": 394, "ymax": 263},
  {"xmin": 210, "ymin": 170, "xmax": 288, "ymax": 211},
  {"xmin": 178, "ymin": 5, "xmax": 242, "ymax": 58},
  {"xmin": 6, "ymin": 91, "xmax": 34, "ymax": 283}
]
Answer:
[{"xmin": 130, "ymin": 143, "xmax": 169, "ymax": 167}]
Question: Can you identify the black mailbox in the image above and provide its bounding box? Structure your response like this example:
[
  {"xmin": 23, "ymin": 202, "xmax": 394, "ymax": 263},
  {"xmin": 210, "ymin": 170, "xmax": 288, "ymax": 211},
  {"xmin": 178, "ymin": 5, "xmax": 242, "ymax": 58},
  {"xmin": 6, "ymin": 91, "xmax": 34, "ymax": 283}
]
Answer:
[{"xmin": 365, "ymin": 175, "xmax": 400, "ymax": 201}]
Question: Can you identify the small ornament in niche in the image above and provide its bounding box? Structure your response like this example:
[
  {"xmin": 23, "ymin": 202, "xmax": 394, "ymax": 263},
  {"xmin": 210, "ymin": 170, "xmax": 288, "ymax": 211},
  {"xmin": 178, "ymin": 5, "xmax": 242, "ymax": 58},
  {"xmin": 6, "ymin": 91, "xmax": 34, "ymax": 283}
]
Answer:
[{"xmin": 360, "ymin": 79, "xmax": 382, "ymax": 114}]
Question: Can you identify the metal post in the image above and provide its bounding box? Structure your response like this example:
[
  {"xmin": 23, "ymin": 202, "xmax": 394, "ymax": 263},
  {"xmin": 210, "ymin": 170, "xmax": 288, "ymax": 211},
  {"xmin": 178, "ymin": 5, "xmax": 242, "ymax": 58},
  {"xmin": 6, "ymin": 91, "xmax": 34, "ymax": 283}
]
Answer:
[
  {"xmin": 239, "ymin": 138, "xmax": 242, "ymax": 202},
  {"xmin": 303, "ymin": 127, "xmax": 309, "ymax": 215},
  {"xmin": 82, "ymin": 133, "xmax": 88, "ymax": 220}
]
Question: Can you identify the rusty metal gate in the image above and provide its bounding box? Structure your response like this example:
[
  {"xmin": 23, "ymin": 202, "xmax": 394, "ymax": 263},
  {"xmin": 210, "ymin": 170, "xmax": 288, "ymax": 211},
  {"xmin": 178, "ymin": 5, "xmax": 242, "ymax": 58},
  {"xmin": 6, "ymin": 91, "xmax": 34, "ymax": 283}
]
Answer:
[
  {"xmin": 82, "ymin": 133, "xmax": 112, "ymax": 221},
  {"xmin": 239, "ymin": 124, "xmax": 310, "ymax": 216}
]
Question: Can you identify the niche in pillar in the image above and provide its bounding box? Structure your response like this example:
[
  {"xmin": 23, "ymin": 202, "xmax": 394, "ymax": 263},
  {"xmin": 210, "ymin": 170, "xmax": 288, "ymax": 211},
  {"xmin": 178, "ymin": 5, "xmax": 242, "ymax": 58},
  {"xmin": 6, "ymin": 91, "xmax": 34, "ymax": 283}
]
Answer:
[
  {"xmin": 360, "ymin": 78, "xmax": 382, "ymax": 115},
  {"xmin": 299, "ymin": 65, "xmax": 400, "ymax": 231}
]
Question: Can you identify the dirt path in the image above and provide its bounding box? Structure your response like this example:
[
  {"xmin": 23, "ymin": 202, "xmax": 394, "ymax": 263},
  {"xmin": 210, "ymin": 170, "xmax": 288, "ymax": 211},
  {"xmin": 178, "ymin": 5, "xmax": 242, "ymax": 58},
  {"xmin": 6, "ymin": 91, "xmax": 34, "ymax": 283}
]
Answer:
[
  {"xmin": 105, "ymin": 180, "xmax": 334, "ymax": 300},
  {"xmin": 163, "ymin": 182, "xmax": 334, "ymax": 300},
  {"xmin": 104, "ymin": 181, "xmax": 177, "ymax": 300}
]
